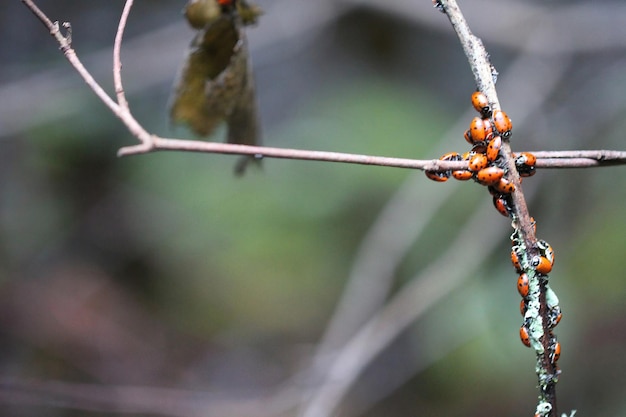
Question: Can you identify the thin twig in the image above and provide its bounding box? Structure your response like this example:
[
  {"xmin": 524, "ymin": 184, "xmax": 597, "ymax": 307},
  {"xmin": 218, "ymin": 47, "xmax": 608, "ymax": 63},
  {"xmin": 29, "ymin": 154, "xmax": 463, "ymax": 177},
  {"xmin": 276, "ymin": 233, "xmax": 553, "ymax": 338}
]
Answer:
[
  {"xmin": 21, "ymin": 0, "xmax": 154, "ymax": 151},
  {"xmin": 121, "ymin": 137, "xmax": 626, "ymax": 170},
  {"xmin": 113, "ymin": 0, "xmax": 135, "ymax": 109}
]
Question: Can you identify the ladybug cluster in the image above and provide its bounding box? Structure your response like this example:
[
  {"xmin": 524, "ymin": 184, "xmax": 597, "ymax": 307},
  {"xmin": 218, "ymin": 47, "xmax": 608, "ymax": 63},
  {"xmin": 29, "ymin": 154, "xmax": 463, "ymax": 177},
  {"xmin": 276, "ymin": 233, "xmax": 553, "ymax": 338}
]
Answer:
[
  {"xmin": 425, "ymin": 91, "xmax": 561, "ymax": 410},
  {"xmin": 513, "ymin": 236, "xmax": 561, "ymax": 365},
  {"xmin": 425, "ymin": 92, "xmax": 536, "ymax": 217}
]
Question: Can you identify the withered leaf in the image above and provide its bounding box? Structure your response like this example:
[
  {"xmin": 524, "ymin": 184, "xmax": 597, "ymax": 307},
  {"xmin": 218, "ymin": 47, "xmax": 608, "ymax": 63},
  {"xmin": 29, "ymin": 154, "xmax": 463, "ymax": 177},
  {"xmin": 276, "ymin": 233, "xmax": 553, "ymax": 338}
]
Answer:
[{"xmin": 170, "ymin": 0, "xmax": 262, "ymax": 173}]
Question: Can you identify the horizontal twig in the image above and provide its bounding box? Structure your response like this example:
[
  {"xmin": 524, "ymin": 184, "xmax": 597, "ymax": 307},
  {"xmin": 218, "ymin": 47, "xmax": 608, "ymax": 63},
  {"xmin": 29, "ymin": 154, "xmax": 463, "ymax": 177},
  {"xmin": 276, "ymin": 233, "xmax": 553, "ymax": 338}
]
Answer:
[{"xmin": 119, "ymin": 138, "xmax": 626, "ymax": 171}]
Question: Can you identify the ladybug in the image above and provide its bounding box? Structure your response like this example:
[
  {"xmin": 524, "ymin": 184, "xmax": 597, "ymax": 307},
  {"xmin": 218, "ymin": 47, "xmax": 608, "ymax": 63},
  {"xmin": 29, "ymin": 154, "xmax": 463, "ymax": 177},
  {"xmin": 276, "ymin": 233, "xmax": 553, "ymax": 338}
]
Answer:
[
  {"xmin": 452, "ymin": 170, "xmax": 473, "ymax": 181},
  {"xmin": 467, "ymin": 117, "xmax": 493, "ymax": 144},
  {"xmin": 518, "ymin": 165, "xmax": 536, "ymax": 177},
  {"xmin": 471, "ymin": 91, "xmax": 492, "ymax": 118},
  {"xmin": 475, "ymin": 166, "xmax": 504, "ymax": 185},
  {"xmin": 486, "ymin": 135, "xmax": 502, "ymax": 162},
  {"xmin": 515, "ymin": 152, "xmax": 537, "ymax": 177},
  {"xmin": 471, "ymin": 143, "xmax": 488, "ymax": 154},
  {"xmin": 531, "ymin": 255, "xmax": 552, "ymax": 275},
  {"xmin": 511, "ymin": 249, "xmax": 522, "ymax": 272},
  {"xmin": 520, "ymin": 325, "xmax": 531, "ymax": 347},
  {"xmin": 520, "ymin": 299, "xmax": 527, "ymax": 316},
  {"xmin": 425, "ymin": 170, "xmax": 449, "ymax": 182},
  {"xmin": 548, "ymin": 306, "xmax": 562, "ymax": 328},
  {"xmin": 517, "ymin": 273, "xmax": 529, "ymax": 298},
  {"xmin": 492, "ymin": 110, "xmax": 512, "ymax": 139},
  {"xmin": 440, "ymin": 151, "xmax": 461, "ymax": 162},
  {"xmin": 425, "ymin": 152, "xmax": 459, "ymax": 182},
  {"xmin": 493, "ymin": 195, "xmax": 511, "ymax": 217},
  {"xmin": 550, "ymin": 341, "xmax": 561, "ymax": 363},
  {"xmin": 493, "ymin": 177, "xmax": 516, "ymax": 194},
  {"xmin": 463, "ymin": 129, "xmax": 473, "ymax": 145},
  {"xmin": 537, "ymin": 240, "xmax": 555, "ymax": 267},
  {"xmin": 468, "ymin": 153, "xmax": 489, "ymax": 172},
  {"xmin": 218, "ymin": 0, "xmax": 235, "ymax": 5},
  {"xmin": 516, "ymin": 152, "xmax": 537, "ymax": 167}
]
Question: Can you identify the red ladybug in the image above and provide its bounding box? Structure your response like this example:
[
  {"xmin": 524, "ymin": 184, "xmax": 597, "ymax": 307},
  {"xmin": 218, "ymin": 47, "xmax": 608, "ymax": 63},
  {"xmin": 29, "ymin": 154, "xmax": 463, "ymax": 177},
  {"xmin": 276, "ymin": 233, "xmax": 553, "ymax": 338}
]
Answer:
[
  {"xmin": 471, "ymin": 143, "xmax": 488, "ymax": 154},
  {"xmin": 515, "ymin": 152, "xmax": 537, "ymax": 177},
  {"xmin": 475, "ymin": 166, "xmax": 504, "ymax": 185},
  {"xmin": 531, "ymin": 255, "xmax": 552, "ymax": 275},
  {"xmin": 511, "ymin": 249, "xmax": 522, "ymax": 272},
  {"xmin": 537, "ymin": 240, "xmax": 555, "ymax": 267},
  {"xmin": 468, "ymin": 153, "xmax": 488, "ymax": 172},
  {"xmin": 517, "ymin": 273, "xmax": 530, "ymax": 298},
  {"xmin": 425, "ymin": 170, "xmax": 449, "ymax": 182},
  {"xmin": 548, "ymin": 306, "xmax": 563, "ymax": 328},
  {"xmin": 520, "ymin": 325, "xmax": 531, "ymax": 347},
  {"xmin": 463, "ymin": 129, "xmax": 473, "ymax": 145},
  {"xmin": 516, "ymin": 152, "xmax": 536, "ymax": 166},
  {"xmin": 493, "ymin": 195, "xmax": 511, "ymax": 217},
  {"xmin": 452, "ymin": 170, "xmax": 473, "ymax": 181},
  {"xmin": 486, "ymin": 135, "xmax": 502, "ymax": 162},
  {"xmin": 492, "ymin": 110, "xmax": 512, "ymax": 139},
  {"xmin": 467, "ymin": 117, "xmax": 493, "ymax": 144},
  {"xmin": 520, "ymin": 299, "xmax": 527, "ymax": 316},
  {"xmin": 471, "ymin": 91, "xmax": 492, "ymax": 118},
  {"xmin": 551, "ymin": 341, "xmax": 561, "ymax": 363},
  {"xmin": 425, "ymin": 152, "xmax": 459, "ymax": 182},
  {"xmin": 440, "ymin": 152, "xmax": 460, "ymax": 161},
  {"xmin": 493, "ymin": 177, "xmax": 516, "ymax": 194}
]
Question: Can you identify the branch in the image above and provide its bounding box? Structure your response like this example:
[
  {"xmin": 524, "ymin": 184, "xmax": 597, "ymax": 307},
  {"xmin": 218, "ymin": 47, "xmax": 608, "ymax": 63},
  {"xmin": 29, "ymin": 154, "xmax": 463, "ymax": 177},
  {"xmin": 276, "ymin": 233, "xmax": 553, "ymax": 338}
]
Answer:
[
  {"xmin": 120, "ymin": 139, "xmax": 626, "ymax": 170},
  {"xmin": 113, "ymin": 0, "xmax": 134, "ymax": 109},
  {"xmin": 21, "ymin": 0, "xmax": 154, "ymax": 153},
  {"xmin": 439, "ymin": 1, "xmax": 560, "ymax": 415},
  {"xmin": 20, "ymin": 0, "xmax": 626, "ymax": 176}
]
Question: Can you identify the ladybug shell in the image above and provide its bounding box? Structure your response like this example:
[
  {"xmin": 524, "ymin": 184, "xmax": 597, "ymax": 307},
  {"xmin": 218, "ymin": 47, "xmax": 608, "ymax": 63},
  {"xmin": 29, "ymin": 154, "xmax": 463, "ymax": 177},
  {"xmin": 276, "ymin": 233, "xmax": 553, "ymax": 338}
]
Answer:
[
  {"xmin": 520, "ymin": 325, "xmax": 531, "ymax": 347},
  {"xmin": 493, "ymin": 110, "xmax": 512, "ymax": 139},
  {"xmin": 551, "ymin": 341, "xmax": 561, "ymax": 363},
  {"xmin": 471, "ymin": 91, "xmax": 492, "ymax": 118},
  {"xmin": 425, "ymin": 170, "xmax": 449, "ymax": 182},
  {"xmin": 467, "ymin": 117, "xmax": 493, "ymax": 144},
  {"xmin": 493, "ymin": 196, "xmax": 510, "ymax": 217},
  {"xmin": 517, "ymin": 273, "xmax": 530, "ymax": 298},
  {"xmin": 532, "ymin": 255, "xmax": 553, "ymax": 275},
  {"xmin": 493, "ymin": 177, "xmax": 516, "ymax": 194},
  {"xmin": 511, "ymin": 250, "xmax": 522, "ymax": 272},
  {"xmin": 468, "ymin": 153, "xmax": 489, "ymax": 172},
  {"xmin": 440, "ymin": 152, "xmax": 460, "ymax": 161},
  {"xmin": 452, "ymin": 170, "xmax": 473, "ymax": 181},
  {"xmin": 476, "ymin": 166, "xmax": 504, "ymax": 185},
  {"xmin": 486, "ymin": 135, "xmax": 502, "ymax": 162}
]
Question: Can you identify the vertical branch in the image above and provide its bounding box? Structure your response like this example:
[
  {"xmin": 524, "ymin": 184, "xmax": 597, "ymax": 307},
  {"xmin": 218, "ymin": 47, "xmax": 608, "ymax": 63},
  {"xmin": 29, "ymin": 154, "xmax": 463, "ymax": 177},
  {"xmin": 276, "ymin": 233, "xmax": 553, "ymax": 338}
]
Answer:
[
  {"xmin": 438, "ymin": 1, "xmax": 558, "ymax": 416},
  {"xmin": 113, "ymin": 0, "xmax": 135, "ymax": 109}
]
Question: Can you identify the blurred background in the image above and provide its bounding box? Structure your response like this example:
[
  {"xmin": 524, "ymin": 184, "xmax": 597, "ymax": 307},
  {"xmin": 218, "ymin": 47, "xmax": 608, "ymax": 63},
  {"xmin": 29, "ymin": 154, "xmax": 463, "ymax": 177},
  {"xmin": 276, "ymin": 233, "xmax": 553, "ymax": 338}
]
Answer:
[{"xmin": 1, "ymin": 0, "xmax": 626, "ymax": 416}]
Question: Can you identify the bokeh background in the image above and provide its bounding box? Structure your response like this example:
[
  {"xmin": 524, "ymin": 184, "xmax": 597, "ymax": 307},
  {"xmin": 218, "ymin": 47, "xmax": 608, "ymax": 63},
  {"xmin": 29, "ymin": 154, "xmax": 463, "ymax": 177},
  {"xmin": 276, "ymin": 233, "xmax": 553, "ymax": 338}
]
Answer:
[{"xmin": 1, "ymin": 1, "xmax": 626, "ymax": 416}]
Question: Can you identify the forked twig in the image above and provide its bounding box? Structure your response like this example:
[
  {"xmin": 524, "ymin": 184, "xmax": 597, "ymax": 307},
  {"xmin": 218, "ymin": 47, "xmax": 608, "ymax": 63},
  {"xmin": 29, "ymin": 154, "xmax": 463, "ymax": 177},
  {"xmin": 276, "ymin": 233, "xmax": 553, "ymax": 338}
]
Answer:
[{"xmin": 20, "ymin": 0, "xmax": 626, "ymax": 174}]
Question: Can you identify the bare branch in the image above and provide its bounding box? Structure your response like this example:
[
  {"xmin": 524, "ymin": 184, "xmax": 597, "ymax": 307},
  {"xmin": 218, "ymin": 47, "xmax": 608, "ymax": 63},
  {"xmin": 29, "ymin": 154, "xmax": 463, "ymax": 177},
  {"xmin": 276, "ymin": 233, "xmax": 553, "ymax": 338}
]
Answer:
[
  {"xmin": 119, "ymin": 132, "xmax": 626, "ymax": 170},
  {"xmin": 113, "ymin": 0, "xmax": 135, "ymax": 109}
]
